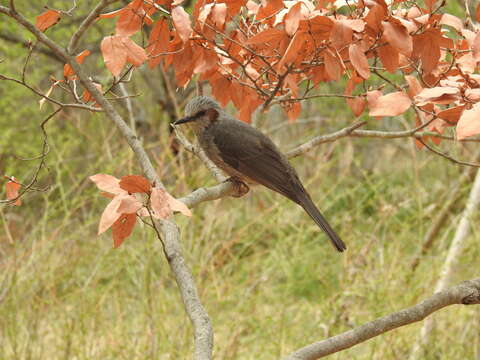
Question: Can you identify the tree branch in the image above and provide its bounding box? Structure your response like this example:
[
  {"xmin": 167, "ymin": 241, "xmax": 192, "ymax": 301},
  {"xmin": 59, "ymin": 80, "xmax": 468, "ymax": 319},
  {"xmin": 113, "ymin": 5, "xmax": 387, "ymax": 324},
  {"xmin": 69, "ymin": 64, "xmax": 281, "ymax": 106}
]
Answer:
[
  {"xmin": 283, "ymin": 278, "xmax": 480, "ymax": 360},
  {"xmin": 67, "ymin": 0, "xmax": 118, "ymax": 54},
  {"xmin": 0, "ymin": 6, "xmax": 213, "ymax": 359}
]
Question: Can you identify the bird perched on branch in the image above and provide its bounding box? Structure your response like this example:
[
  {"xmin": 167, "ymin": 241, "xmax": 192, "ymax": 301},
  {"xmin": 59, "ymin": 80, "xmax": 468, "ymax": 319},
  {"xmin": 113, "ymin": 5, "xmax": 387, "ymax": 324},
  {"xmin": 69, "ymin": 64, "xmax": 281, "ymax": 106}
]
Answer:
[{"xmin": 174, "ymin": 96, "xmax": 346, "ymax": 252}]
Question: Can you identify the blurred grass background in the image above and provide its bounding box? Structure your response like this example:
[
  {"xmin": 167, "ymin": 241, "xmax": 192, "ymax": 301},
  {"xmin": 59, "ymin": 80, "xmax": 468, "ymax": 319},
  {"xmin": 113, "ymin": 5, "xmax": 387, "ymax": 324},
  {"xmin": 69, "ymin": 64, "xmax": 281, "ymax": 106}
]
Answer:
[{"xmin": 1, "ymin": 1, "xmax": 479, "ymax": 359}]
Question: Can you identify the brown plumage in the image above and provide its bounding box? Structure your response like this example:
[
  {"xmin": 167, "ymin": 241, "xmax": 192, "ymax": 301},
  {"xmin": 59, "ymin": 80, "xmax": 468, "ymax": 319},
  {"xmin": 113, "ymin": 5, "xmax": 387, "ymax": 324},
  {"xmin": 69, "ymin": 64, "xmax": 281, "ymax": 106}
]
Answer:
[{"xmin": 174, "ymin": 96, "xmax": 346, "ymax": 252}]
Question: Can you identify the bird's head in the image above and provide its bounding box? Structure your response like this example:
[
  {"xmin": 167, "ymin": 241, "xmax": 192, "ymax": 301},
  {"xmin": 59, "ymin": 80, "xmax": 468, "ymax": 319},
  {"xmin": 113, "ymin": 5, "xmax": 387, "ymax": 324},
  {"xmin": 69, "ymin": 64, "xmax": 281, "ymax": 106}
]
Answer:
[{"xmin": 174, "ymin": 96, "xmax": 222, "ymax": 133}]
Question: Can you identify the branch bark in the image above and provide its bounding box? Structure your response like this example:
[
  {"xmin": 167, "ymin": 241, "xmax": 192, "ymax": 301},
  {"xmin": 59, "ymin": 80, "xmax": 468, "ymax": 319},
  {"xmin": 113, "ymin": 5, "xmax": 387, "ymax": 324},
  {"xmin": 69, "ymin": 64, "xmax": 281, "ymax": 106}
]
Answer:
[{"xmin": 284, "ymin": 278, "xmax": 480, "ymax": 360}]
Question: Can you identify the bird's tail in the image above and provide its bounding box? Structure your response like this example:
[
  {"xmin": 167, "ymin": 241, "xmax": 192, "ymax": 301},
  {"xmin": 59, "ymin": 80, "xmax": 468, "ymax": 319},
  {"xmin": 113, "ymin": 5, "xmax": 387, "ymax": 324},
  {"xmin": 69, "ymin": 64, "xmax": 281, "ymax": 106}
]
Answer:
[{"xmin": 298, "ymin": 195, "xmax": 346, "ymax": 252}]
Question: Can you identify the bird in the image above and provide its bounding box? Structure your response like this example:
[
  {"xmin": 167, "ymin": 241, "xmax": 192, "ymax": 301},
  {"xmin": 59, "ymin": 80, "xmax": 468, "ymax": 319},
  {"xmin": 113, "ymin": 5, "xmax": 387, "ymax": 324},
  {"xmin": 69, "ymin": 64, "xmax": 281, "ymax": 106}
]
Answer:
[{"xmin": 174, "ymin": 96, "xmax": 346, "ymax": 252}]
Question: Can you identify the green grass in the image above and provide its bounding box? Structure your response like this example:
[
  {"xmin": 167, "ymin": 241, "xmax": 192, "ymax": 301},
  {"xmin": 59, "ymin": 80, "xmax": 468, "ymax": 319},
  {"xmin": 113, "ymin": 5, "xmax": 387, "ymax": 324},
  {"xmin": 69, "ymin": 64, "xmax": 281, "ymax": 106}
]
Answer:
[{"xmin": 1, "ymin": 100, "xmax": 479, "ymax": 359}]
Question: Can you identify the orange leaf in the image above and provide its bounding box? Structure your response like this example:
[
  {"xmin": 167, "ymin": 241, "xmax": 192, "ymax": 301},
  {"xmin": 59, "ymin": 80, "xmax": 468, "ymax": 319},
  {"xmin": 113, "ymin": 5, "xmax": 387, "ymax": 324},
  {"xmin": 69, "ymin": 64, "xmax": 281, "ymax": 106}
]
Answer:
[
  {"xmin": 365, "ymin": 4, "xmax": 385, "ymax": 33},
  {"xmin": 330, "ymin": 20, "xmax": 353, "ymax": 49},
  {"xmin": 6, "ymin": 177, "xmax": 21, "ymax": 206},
  {"xmin": 101, "ymin": 36, "xmax": 147, "ymax": 76},
  {"xmin": 437, "ymin": 105, "xmax": 465, "ymax": 125},
  {"xmin": 64, "ymin": 49, "xmax": 91, "ymax": 79},
  {"xmin": 439, "ymin": 14, "xmax": 463, "ymax": 32},
  {"xmin": 98, "ymin": 193, "xmax": 142, "ymax": 235},
  {"xmin": 346, "ymin": 97, "xmax": 366, "ymax": 117},
  {"xmin": 116, "ymin": 0, "xmax": 146, "ymax": 36},
  {"xmin": 36, "ymin": 10, "xmax": 61, "ymax": 32},
  {"xmin": 285, "ymin": 2, "xmax": 302, "ymax": 36},
  {"xmin": 112, "ymin": 213, "xmax": 137, "ymax": 248},
  {"xmin": 147, "ymin": 18, "xmax": 169, "ymax": 68},
  {"xmin": 324, "ymin": 49, "xmax": 343, "ymax": 81},
  {"xmin": 278, "ymin": 31, "xmax": 308, "ymax": 69},
  {"xmin": 286, "ymin": 102, "xmax": 301, "ymax": 123},
  {"xmin": 413, "ymin": 29, "xmax": 441, "ymax": 75},
  {"xmin": 119, "ymin": 175, "xmax": 152, "ymax": 193},
  {"xmin": 382, "ymin": 20, "xmax": 412, "ymax": 55},
  {"xmin": 477, "ymin": 3, "xmax": 480, "ymax": 23},
  {"xmin": 369, "ymin": 91, "xmax": 411, "ymax": 117},
  {"xmin": 246, "ymin": 28, "xmax": 285, "ymax": 45},
  {"xmin": 82, "ymin": 82, "xmax": 103, "ymax": 104},
  {"xmin": 414, "ymin": 87, "xmax": 460, "ymax": 106},
  {"xmin": 98, "ymin": 194, "xmax": 125, "ymax": 235},
  {"xmin": 457, "ymin": 103, "xmax": 480, "ymax": 140},
  {"xmin": 404, "ymin": 75, "xmax": 423, "ymax": 98},
  {"xmin": 89, "ymin": 174, "xmax": 123, "ymax": 194},
  {"xmin": 172, "ymin": 6, "xmax": 192, "ymax": 43},
  {"xmin": 349, "ymin": 43, "xmax": 370, "ymax": 79},
  {"xmin": 101, "ymin": 36, "xmax": 128, "ymax": 77},
  {"xmin": 472, "ymin": 33, "xmax": 480, "ymax": 61},
  {"xmin": 166, "ymin": 192, "xmax": 192, "ymax": 216},
  {"xmin": 212, "ymin": 3, "xmax": 227, "ymax": 29},
  {"xmin": 150, "ymin": 188, "xmax": 172, "ymax": 219},
  {"xmin": 121, "ymin": 36, "xmax": 148, "ymax": 66}
]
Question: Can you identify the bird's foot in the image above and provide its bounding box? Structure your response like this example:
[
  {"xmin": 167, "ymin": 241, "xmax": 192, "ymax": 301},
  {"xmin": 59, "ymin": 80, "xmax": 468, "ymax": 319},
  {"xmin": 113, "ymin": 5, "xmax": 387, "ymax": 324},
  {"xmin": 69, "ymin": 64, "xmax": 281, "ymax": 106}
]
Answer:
[{"xmin": 225, "ymin": 177, "xmax": 250, "ymax": 198}]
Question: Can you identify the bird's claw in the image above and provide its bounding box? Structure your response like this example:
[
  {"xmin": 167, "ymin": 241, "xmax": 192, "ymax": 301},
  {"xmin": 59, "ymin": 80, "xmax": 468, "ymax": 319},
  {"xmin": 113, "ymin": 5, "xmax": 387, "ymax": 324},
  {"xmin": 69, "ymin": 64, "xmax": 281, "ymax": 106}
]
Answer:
[{"xmin": 225, "ymin": 177, "xmax": 249, "ymax": 197}]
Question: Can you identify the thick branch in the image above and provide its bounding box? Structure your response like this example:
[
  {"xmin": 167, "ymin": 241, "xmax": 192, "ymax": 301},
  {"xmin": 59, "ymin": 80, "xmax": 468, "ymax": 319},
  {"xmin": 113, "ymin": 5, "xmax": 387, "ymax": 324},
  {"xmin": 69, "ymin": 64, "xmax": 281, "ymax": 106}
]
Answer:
[
  {"xmin": 284, "ymin": 278, "xmax": 480, "ymax": 360},
  {"xmin": 0, "ymin": 6, "xmax": 213, "ymax": 359}
]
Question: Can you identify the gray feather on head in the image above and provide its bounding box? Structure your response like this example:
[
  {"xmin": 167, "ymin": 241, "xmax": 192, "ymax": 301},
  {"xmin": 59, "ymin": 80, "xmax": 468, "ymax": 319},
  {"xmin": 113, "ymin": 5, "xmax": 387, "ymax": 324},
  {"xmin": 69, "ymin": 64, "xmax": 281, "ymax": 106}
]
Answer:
[{"xmin": 185, "ymin": 96, "xmax": 221, "ymax": 117}]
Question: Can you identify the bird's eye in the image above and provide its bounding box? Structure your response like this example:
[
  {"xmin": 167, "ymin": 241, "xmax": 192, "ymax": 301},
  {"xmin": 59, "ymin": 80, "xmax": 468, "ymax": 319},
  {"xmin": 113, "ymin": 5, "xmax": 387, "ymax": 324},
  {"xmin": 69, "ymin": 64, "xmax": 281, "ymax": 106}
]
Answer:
[{"xmin": 196, "ymin": 110, "xmax": 206, "ymax": 117}]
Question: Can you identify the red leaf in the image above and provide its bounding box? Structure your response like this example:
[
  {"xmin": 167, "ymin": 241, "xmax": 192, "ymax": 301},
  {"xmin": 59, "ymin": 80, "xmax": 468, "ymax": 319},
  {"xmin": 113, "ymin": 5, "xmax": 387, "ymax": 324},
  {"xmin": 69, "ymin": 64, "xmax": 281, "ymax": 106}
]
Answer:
[
  {"xmin": 35, "ymin": 10, "xmax": 61, "ymax": 32},
  {"xmin": 285, "ymin": 2, "xmax": 302, "ymax": 36},
  {"xmin": 6, "ymin": 177, "xmax": 21, "ymax": 206},
  {"xmin": 112, "ymin": 213, "xmax": 137, "ymax": 248},
  {"xmin": 457, "ymin": 103, "xmax": 480, "ymax": 140},
  {"xmin": 89, "ymin": 174, "xmax": 123, "ymax": 194},
  {"xmin": 349, "ymin": 43, "xmax": 370, "ymax": 79},
  {"xmin": 101, "ymin": 36, "xmax": 128, "ymax": 77},
  {"xmin": 369, "ymin": 91, "xmax": 412, "ymax": 117},
  {"xmin": 119, "ymin": 175, "xmax": 152, "ymax": 193},
  {"xmin": 172, "ymin": 6, "xmax": 192, "ymax": 43}
]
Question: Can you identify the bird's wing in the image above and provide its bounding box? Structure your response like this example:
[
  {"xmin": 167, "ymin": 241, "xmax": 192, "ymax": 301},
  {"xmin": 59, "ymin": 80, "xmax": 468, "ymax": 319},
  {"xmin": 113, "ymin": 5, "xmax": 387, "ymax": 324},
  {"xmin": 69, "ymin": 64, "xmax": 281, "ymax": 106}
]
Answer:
[{"xmin": 212, "ymin": 120, "xmax": 304, "ymax": 203}]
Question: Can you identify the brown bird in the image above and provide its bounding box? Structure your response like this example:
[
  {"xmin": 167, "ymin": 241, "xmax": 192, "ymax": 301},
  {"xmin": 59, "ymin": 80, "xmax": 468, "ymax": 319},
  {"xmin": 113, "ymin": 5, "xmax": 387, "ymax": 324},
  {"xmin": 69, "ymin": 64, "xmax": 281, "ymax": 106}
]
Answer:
[{"xmin": 174, "ymin": 96, "xmax": 346, "ymax": 252}]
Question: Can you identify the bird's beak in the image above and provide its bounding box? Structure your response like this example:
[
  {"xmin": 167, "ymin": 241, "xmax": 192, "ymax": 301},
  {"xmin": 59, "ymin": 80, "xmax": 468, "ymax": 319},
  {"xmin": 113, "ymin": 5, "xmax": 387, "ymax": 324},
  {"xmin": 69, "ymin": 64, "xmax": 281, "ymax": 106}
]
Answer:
[{"xmin": 174, "ymin": 116, "xmax": 194, "ymax": 125}]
